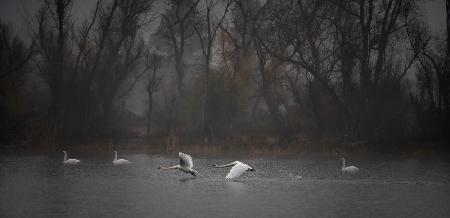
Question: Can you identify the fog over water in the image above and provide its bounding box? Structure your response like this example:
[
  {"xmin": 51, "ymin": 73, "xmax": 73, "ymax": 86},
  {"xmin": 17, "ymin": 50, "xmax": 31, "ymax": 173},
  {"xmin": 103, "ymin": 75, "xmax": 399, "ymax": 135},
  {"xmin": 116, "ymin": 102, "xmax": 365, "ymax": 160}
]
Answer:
[{"xmin": 1, "ymin": 153, "xmax": 449, "ymax": 217}]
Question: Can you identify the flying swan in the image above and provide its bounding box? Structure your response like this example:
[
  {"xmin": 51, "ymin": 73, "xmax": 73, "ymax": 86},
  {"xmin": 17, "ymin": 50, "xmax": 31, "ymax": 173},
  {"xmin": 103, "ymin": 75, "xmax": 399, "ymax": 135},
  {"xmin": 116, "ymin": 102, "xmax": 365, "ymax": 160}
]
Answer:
[
  {"xmin": 157, "ymin": 152, "xmax": 201, "ymax": 177},
  {"xmin": 340, "ymin": 157, "xmax": 359, "ymax": 174},
  {"xmin": 62, "ymin": 150, "xmax": 80, "ymax": 165},
  {"xmin": 212, "ymin": 161, "xmax": 256, "ymax": 179},
  {"xmin": 113, "ymin": 150, "xmax": 131, "ymax": 165}
]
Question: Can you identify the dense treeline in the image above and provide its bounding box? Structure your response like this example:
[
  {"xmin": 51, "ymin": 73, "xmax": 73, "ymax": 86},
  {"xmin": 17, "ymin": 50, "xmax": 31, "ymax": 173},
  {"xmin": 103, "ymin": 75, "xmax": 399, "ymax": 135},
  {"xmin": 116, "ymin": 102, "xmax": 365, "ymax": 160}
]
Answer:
[{"xmin": 0, "ymin": 0, "xmax": 449, "ymax": 152}]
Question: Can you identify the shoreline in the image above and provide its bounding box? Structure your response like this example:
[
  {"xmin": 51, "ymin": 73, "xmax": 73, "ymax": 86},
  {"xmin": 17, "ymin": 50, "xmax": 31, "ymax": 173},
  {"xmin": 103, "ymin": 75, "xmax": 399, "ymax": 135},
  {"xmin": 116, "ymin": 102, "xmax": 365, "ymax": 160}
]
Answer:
[{"xmin": 1, "ymin": 142, "xmax": 449, "ymax": 159}]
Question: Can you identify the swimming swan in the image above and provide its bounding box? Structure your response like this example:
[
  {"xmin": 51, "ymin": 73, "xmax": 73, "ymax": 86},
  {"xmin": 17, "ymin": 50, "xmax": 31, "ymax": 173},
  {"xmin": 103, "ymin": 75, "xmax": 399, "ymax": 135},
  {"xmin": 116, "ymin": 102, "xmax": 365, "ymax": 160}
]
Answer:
[
  {"xmin": 62, "ymin": 151, "xmax": 80, "ymax": 165},
  {"xmin": 212, "ymin": 161, "xmax": 255, "ymax": 179},
  {"xmin": 340, "ymin": 157, "xmax": 359, "ymax": 174},
  {"xmin": 113, "ymin": 150, "xmax": 131, "ymax": 165},
  {"xmin": 157, "ymin": 152, "xmax": 201, "ymax": 177}
]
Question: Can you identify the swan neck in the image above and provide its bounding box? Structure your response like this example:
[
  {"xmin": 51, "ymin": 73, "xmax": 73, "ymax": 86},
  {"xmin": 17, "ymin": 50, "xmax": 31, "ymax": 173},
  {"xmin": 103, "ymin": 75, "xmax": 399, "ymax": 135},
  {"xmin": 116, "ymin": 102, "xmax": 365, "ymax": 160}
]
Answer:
[
  {"xmin": 161, "ymin": 165, "xmax": 179, "ymax": 170},
  {"xmin": 342, "ymin": 159, "xmax": 346, "ymax": 169},
  {"xmin": 114, "ymin": 152, "xmax": 118, "ymax": 161},
  {"xmin": 63, "ymin": 152, "xmax": 67, "ymax": 162},
  {"xmin": 214, "ymin": 162, "xmax": 235, "ymax": 168}
]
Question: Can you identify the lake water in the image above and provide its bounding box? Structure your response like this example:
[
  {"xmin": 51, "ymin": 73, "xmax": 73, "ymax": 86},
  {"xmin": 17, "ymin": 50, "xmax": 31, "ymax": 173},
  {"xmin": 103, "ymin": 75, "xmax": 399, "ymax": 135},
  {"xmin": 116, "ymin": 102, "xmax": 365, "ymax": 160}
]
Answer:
[{"xmin": 1, "ymin": 153, "xmax": 449, "ymax": 217}]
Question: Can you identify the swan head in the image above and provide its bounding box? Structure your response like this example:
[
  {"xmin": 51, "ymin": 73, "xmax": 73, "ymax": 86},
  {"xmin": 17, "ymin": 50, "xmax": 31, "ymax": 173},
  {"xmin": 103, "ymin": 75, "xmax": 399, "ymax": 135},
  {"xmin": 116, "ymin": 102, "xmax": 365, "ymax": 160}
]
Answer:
[
  {"xmin": 212, "ymin": 164, "xmax": 217, "ymax": 167},
  {"xmin": 114, "ymin": 150, "xmax": 117, "ymax": 154},
  {"xmin": 62, "ymin": 150, "xmax": 67, "ymax": 154},
  {"xmin": 157, "ymin": 166, "xmax": 162, "ymax": 169},
  {"xmin": 248, "ymin": 168, "xmax": 256, "ymax": 171},
  {"xmin": 339, "ymin": 157, "xmax": 345, "ymax": 161}
]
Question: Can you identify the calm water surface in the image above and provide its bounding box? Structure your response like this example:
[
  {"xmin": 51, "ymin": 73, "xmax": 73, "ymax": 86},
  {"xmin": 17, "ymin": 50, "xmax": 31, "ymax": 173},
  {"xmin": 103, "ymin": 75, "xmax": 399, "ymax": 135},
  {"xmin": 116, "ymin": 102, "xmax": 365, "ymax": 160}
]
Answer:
[{"xmin": 0, "ymin": 153, "xmax": 449, "ymax": 217}]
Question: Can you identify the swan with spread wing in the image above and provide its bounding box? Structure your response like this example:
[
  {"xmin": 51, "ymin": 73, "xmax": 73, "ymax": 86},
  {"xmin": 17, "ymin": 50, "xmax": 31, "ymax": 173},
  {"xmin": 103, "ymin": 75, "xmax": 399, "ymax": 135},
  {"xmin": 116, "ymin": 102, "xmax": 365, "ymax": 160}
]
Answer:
[
  {"xmin": 212, "ymin": 161, "xmax": 256, "ymax": 179},
  {"xmin": 157, "ymin": 152, "xmax": 201, "ymax": 177}
]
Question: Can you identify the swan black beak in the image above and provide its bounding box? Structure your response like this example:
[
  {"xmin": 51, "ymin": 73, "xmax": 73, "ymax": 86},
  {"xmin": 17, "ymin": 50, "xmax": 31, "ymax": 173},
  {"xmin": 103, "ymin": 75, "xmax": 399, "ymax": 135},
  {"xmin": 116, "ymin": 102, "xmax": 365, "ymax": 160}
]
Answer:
[{"xmin": 249, "ymin": 168, "xmax": 256, "ymax": 171}]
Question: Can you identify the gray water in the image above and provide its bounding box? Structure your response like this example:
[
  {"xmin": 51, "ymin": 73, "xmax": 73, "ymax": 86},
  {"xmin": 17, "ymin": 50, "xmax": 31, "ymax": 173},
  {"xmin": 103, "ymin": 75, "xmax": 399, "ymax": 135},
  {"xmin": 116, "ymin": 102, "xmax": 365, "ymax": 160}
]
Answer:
[{"xmin": 1, "ymin": 153, "xmax": 449, "ymax": 218}]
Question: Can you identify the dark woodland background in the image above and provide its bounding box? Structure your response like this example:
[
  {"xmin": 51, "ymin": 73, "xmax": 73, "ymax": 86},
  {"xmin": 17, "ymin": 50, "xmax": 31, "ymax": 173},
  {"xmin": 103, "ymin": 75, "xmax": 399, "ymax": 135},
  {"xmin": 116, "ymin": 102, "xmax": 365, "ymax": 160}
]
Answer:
[{"xmin": 0, "ymin": 0, "xmax": 449, "ymax": 154}]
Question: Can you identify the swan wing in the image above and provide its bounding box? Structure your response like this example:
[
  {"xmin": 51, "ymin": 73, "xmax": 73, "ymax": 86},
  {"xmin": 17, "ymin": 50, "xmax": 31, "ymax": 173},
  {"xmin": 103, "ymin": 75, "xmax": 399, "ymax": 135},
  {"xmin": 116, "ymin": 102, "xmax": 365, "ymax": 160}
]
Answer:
[
  {"xmin": 343, "ymin": 166, "xmax": 359, "ymax": 173},
  {"xmin": 179, "ymin": 152, "xmax": 193, "ymax": 168},
  {"xmin": 118, "ymin": 159, "xmax": 131, "ymax": 164},
  {"xmin": 226, "ymin": 162, "xmax": 251, "ymax": 179},
  {"xmin": 65, "ymin": 159, "xmax": 80, "ymax": 164},
  {"xmin": 114, "ymin": 159, "xmax": 131, "ymax": 164},
  {"xmin": 348, "ymin": 166, "xmax": 359, "ymax": 171}
]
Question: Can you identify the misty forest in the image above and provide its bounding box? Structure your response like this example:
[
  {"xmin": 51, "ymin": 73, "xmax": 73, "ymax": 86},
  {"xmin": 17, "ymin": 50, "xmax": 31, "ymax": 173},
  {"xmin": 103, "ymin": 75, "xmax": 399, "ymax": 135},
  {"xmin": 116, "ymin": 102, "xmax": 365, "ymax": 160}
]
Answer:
[
  {"xmin": 2, "ymin": 1, "xmax": 450, "ymax": 217},
  {"xmin": 1, "ymin": 0, "xmax": 449, "ymax": 154}
]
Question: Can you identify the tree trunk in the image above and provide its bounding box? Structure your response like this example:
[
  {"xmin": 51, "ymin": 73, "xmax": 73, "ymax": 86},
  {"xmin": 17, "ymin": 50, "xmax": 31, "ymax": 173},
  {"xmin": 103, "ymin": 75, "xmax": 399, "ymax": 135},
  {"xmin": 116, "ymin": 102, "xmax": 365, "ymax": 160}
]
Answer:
[
  {"xmin": 201, "ymin": 55, "xmax": 211, "ymax": 143},
  {"xmin": 53, "ymin": 0, "xmax": 69, "ymax": 142},
  {"xmin": 445, "ymin": 0, "xmax": 450, "ymax": 141},
  {"xmin": 175, "ymin": 54, "xmax": 185, "ymax": 97},
  {"xmin": 147, "ymin": 92, "xmax": 153, "ymax": 139}
]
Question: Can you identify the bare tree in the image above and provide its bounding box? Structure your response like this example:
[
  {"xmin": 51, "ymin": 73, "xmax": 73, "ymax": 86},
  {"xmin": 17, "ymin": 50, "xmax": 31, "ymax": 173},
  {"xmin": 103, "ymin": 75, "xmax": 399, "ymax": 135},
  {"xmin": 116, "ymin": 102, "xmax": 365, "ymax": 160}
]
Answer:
[
  {"xmin": 256, "ymin": 1, "xmax": 342, "ymax": 139},
  {"xmin": 32, "ymin": 0, "xmax": 73, "ymax": 141},
  {"xmin": 93, "ymin": 0, "xmax": 155, "ymax": 129},
  {"xmin": 194, "ymin": 0, "xmax": 232, "ymax": 142},
  {"xmin": 340, "ymin": 0, "xmax": 413, "ymax": 142},
  {"xmin": 0, "ymin": 20, "xmax": 35, "ymax": 146},
  {"xmin": 216, "ymin": 0, "xmax": 266, "ymax": 138},
  {"xmin": 253, "ymin": 32, "xmax": 288, "ymax": 141},
  {"xmin": 220, "ymin": 0, "xmax": 263, "ymax": 79},
  {"xmin": 0, "ymin": 21, "xmax": 35, "ymax": 84},
  {"xmin": 160, "ymin": 0, "xmax": 200, "ymax": 97},
  {"xmin": 407, "ymin": 5, "xmax": 450, "ymax": 140},
  {"xmin": 145, "ymin": 53, "xmax": 162, "ymax": 139},
  {"xmin": 30, "ymin": 0, "xmax": 156, "ymax": 142}
]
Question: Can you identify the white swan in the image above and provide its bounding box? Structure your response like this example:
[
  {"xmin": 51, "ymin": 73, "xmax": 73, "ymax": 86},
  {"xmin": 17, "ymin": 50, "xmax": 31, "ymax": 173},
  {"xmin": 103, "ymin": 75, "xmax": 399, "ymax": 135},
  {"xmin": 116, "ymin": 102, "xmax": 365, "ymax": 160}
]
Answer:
[
  {"xmin": 62, "ymin": 150, "xmax": 80, "ymax": 165},
  {"xmin": 113, "ymin": 150, "xmax": 131, "ymax": 165},
  {"xmin": 340, "ymin": 157, "xmax": 359, "ymax": 174},
  {"xmin": 212, "ymin": 161, "xmax": 256, "ymax": 179},
  {"xmin": 157, "ymin": 152, "xmax": 201, "ymax": 177}
]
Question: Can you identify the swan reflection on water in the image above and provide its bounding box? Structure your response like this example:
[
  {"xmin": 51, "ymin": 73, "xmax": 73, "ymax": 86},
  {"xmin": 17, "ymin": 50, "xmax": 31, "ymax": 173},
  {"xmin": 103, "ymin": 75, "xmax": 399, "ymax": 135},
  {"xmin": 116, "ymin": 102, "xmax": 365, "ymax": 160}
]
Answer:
[
  {"xmin": 225, "ymin": 179, "xmax": 246, "ymax": 192},
  {"xmin": 180, "ymin": 177, "xmax": 197, "ymax": 183}
]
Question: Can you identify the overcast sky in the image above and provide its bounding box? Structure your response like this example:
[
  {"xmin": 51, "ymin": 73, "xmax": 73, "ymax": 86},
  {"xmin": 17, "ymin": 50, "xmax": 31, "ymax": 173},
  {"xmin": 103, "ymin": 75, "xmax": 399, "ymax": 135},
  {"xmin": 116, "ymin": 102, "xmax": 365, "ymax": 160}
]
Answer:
[{"xmin": 0, "ymin": 0, "xmax": 446, "ymax": 34}]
